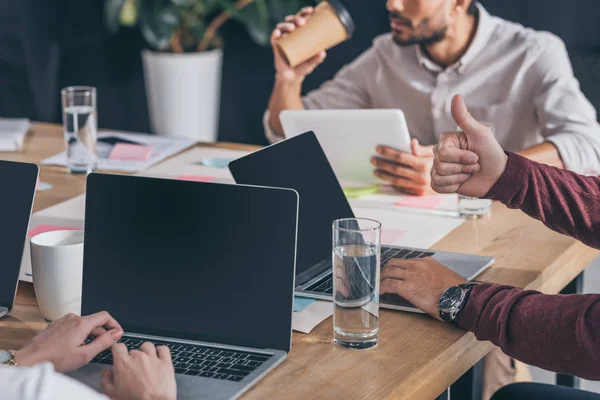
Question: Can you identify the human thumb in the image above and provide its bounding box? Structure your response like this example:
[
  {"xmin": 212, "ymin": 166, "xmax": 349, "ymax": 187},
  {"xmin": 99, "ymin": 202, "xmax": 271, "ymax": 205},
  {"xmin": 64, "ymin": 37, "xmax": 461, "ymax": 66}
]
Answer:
[{"xmin": 451, "ymin": 95, "xmax": 490, "ymax": 139}]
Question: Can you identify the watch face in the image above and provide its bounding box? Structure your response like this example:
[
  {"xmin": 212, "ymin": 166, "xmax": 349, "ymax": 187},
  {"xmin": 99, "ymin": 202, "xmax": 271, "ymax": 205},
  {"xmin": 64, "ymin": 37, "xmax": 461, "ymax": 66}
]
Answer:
[
  {"xmin": 0, "ymin": 350, "xmax": 12, "ymax": 364},
  {"xmin": 440, "ymin": 286, "xmax": 463, "ymax": 310}
]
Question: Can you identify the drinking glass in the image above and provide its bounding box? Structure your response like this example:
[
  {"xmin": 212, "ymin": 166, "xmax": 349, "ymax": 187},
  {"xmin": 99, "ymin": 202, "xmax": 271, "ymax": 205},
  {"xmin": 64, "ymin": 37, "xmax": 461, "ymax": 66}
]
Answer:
[
  {"xmin": 332, "ymin": 218, "xmax": 381, "ymax": 349},
  {"xmin": 61, "ymin": 86, "xmax": 98, "ymax": 174},
  {"xmin": 457, "ymin": 122, "xmax": 495, "ymax": 219}
]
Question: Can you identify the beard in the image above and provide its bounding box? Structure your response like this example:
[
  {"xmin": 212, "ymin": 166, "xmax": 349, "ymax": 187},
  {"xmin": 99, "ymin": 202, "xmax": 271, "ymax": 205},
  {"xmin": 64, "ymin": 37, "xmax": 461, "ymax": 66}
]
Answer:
[{"xmin": 391, "ymin": 26, "xmax": 448, "ymax": 47}]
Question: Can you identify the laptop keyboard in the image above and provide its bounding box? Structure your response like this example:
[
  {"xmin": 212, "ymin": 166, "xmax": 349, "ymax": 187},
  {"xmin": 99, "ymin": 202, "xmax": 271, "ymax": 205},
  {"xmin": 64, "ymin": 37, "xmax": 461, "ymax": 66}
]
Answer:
[
  {"xmin": 87, "ymin": 336, "xmax": 272, "ymax": 382},
  {"xmin": 305, "ymin": 247, "xmax": 435, "ymax": 295}
]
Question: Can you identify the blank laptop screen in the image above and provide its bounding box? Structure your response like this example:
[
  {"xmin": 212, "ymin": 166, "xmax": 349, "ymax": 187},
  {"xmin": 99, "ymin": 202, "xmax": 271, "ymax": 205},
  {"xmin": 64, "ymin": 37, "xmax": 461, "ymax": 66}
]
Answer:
[
  {"xmin": 82, "ymin": 174, "xmax": 298, "ymax": 353},
  {"xmin": 0, "ymin": 161, "xmax": 37, "ymax": 310}
]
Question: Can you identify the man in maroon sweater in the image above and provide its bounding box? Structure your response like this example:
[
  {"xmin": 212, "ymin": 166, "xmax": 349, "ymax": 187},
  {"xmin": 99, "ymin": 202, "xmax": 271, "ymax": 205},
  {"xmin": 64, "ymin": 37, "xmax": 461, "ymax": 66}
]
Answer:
[{"xmin": 380, "ymin": 95, "xmax": 600, "ymax": 399}]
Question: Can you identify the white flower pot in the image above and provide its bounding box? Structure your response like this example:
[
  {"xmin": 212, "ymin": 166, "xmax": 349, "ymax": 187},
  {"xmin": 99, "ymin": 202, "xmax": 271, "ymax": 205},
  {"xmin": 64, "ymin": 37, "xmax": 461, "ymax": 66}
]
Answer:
[{"xmin": 142, "ymin": 49, "xmax": 223, "ymax": 142}]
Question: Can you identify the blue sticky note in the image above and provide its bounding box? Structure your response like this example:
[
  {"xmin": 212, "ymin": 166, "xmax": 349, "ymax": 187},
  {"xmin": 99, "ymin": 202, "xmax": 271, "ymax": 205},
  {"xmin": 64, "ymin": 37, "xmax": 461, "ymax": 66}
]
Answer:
[
  {"xmin": 201, "ymin": 157, "xmax": 236, "ymax": 169},
  {"xmin": 293, "ymin": 297, "xmax": 316, "ymax": 312}
]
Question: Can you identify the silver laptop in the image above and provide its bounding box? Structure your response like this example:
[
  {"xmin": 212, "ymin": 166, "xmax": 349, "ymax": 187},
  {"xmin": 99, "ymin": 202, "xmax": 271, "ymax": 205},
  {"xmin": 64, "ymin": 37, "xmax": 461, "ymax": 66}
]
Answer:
[
  {"xmin": 70, "ymin": 174, "xmax": 299, "ymax": 400},
  {"xmin": 229, "ymin": 132, "xmax": 494, "ymax": 313}
]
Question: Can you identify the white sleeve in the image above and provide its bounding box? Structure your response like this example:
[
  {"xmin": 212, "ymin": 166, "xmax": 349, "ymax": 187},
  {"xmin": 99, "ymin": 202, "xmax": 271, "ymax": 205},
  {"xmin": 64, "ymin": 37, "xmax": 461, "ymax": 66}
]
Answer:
[{"xmin": 1, "ymin": 363, "xmax": 108, "ymax": 400}]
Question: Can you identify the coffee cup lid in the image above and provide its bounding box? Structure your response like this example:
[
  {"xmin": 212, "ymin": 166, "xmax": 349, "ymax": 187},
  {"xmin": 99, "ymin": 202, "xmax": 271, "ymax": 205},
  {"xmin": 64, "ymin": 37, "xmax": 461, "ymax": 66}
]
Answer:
[{"xmin": 321, "ymin": 0, "xmax": 356, "ymax": 37}]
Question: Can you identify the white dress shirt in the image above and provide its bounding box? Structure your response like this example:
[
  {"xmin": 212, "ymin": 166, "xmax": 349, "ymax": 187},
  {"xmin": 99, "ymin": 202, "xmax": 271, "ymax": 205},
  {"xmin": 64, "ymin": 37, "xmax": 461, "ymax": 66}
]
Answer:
[
  {"xmin": 1, "ymin": 363, "xmax": 107, "ymax": 400},
  {"xmin": 265, "ymin": 3, "xmax": 600, "ymax": 175}
]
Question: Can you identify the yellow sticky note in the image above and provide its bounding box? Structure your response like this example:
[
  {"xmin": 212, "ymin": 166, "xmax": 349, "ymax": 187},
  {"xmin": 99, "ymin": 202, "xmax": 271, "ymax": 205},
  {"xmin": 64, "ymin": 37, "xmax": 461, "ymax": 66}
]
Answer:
[{"xmin": 343, "ymin": 186, "xmax": 381, "ymax": 198}]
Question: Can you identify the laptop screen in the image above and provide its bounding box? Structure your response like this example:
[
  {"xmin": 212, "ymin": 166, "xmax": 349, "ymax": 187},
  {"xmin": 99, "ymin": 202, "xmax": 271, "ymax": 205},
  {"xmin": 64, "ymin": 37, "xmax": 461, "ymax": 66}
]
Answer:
[
  {"xmin": 82, "ymin": 174, "xmax": 298, "ymax": 353},
  {"xmin": 0, "ymin": 161, "xmax": 37, "ymax": 310},
  {"xmin": 229, "ymin": 132, "xmax": 356, "ymax": 284}
]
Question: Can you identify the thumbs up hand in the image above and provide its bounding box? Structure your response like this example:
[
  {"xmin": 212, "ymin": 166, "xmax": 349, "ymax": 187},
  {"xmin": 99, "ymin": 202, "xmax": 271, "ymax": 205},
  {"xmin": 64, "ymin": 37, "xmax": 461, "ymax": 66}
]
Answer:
[{"xmin": 431, "ymin": 95, "xmax": 509, "ymax": 197}]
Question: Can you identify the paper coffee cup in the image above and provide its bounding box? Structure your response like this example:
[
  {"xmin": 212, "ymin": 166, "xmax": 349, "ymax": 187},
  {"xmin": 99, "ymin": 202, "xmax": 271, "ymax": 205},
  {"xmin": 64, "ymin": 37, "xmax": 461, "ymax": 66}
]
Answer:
[
  {"xmin": 30, "ymin": 230, "xmax": 84, "ymax": 321},
  {"xmin": 277, "ymin": 0, "xmax": 355, "ymax": 68}
]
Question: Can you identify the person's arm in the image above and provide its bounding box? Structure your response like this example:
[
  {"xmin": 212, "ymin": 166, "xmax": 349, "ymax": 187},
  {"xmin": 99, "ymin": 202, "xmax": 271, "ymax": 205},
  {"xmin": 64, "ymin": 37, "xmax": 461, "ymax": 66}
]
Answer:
[
  {"xmin": 2, "ymin": 363, "xmax": 108, "ymax": 400},
  {"xmin": 456, "ymin": 284, "xmax": 600, "ymax": 380},
  {"xmin": 485, "ymin": 151, "xmax": 600, "ymax": 250},
  {"xmin": 525, "ymin": 34, "xmax": 600, "ymax": 174}
]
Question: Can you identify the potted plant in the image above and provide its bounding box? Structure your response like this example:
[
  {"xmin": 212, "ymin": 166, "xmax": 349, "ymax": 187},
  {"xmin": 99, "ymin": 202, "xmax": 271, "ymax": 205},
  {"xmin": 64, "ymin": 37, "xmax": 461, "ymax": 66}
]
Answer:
[{"xmin": 105, "ymin": 0, "xmax": 313, "ymax": 142}]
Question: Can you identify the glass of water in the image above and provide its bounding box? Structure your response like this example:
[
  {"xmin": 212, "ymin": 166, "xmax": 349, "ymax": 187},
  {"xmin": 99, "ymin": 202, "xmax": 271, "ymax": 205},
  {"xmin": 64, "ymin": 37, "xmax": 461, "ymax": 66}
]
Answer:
[
  {"xmin": 61, "ymin": 86, "xmax": 98, "ymax": 174},
  {"xmin": 457, "ymin": 122, "xmax": 495, "ymax": 219},
  {"xmin": 332, "ymin": 218, "xmax": 381, "ymax": 349}
]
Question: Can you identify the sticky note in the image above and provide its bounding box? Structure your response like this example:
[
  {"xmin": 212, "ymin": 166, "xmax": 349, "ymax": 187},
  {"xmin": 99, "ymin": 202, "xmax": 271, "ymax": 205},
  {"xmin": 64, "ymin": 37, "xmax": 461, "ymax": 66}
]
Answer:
[
  {"xmin": 109, "ymin": 143, "xmax": 154, "ymax": 161},
  {"xmin": 201, "ymin": 157, "xmax": 236, "ymax": 169},
  {"xmin": 381, "ymin": 229, "xmax": 407, "ymax": 244},
  {"xmin": 28, "ymin": 224, "xmax": 79, "ymax": 238},
  {"xmin": 343, "ymin": 186, "xmax": 381, "ymax": 199},
  {"xmin": 176, "ymin": 175, "xmax": 216, "ymax": 183},
  {"xmin": 395, "ymin": 195, "xmax": 445, "ymax": 209},
  {"xmin": 294, "ymin": 297, "xmax": 316, "ymax": 312}
]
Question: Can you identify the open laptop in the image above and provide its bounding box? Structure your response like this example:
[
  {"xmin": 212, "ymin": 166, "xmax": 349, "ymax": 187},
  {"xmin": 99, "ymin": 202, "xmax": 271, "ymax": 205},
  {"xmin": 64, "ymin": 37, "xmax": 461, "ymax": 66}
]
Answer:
[
  {"xmin": 280, "ymin": 109, "xmax": 411, "ymax": 187},
  {"xmin": 70, "ymin": 174, "xmax": 299, "ymax": 400},
  {"xmin": 0, "ymin": 161, "xmax": 38, "ymax": 318},
  {"xmin": 229, "ymin": 132, "xmax": 494, "ymax": 313}
]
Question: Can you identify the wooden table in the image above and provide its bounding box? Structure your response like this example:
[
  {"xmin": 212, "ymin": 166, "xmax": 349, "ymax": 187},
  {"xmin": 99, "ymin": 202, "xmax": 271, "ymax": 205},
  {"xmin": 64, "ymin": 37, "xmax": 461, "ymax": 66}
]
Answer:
[{"xmin": 1, "ymin": 124, "xmax": 597, "ymax": 399}]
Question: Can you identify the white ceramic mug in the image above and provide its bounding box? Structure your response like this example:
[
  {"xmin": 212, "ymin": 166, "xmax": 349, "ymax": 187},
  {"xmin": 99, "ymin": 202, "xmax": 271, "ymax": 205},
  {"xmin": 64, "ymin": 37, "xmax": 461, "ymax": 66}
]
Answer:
[{"xmin": 30, "ymin": 230, "xmax": 84, "ymax": 321}]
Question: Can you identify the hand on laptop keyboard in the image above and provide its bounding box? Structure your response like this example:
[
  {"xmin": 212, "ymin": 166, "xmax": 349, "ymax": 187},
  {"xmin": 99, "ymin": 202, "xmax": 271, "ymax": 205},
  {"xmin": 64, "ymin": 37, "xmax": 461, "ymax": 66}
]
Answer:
[{"xmin": 101, "ymin": 342, "xmax": 176, "ymax": 400}]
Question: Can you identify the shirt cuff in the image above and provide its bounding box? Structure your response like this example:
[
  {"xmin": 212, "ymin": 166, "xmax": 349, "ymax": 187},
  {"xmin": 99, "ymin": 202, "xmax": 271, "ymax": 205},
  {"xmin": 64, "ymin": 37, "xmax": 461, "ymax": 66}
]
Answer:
[
  {"xmin": 263, "ymin": 110, "xmax": 285, "ymax": 144},
  {"xmin": 483, "ymin": 152, "xmax": 531, "ymax": 203}
]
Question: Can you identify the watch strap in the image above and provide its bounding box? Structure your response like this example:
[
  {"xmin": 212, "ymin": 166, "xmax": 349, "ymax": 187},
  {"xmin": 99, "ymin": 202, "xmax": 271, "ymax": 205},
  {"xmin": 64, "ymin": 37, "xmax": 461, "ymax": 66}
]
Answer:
[{"xmin": 438, "ymin": 283, "xmax": 476, "ymax": 322}]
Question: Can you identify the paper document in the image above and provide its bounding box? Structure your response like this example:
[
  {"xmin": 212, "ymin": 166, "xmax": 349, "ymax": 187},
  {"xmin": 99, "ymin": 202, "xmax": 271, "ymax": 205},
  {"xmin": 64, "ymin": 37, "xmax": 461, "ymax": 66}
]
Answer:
[
  {"xmin": 292, "ymin": 300, "xmax": 333, "ymax": 334},
  {"xmin": 0, "ymin": 118, "xmax": 30, "ymax": 151},
  {"xmin": 41, "ymin": 131, "xmax": 194, "ymax": 173},
  {"xmin": 140, "ymin": 147, "xmax": 250, "ymax": 183},
  {"xmin": 350, "ymin": 188, "xmax": 460, "ymax": 218}
]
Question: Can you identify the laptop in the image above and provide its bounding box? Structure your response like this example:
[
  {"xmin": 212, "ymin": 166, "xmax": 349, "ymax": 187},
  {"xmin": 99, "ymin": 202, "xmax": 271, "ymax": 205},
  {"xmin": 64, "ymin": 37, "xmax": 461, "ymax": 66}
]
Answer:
[
  {"xmin": 280, "ymin": 109, "xmax": 411, "ymax": 187},
  {"xmin": 228, "ymin": 132, "xmax": 494, "ymax": 313},
  {"xmin": 70, "ymin": 174, "xmax": 299, "ymax": 400},
  {"xmin": 0, "ymin": 161, "xmax": 38, "ymax": 318}
]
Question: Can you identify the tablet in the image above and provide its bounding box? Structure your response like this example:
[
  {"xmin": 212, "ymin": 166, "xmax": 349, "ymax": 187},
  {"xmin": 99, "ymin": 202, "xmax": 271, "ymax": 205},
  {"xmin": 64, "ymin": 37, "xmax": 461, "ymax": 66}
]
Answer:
[{"xmin": 280, "ymin": 109, "xmax": 411, "ymax": 187}]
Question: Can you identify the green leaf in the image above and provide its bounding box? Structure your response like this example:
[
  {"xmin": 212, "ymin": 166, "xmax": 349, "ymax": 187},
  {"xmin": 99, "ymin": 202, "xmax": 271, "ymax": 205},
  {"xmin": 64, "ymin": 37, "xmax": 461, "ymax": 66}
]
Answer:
[
  {"xmin": 120, "ymin": 0, "xmax": 140, "ymax": 26},
  {"xmin": 232, "ymin": 0, "xmax": 271, "ymax": 46},
  {"xmin": 140, "ymin": 0, "xmax": 181, "ymax": 51},
  {"xmin": 105, "ymin": 0, "xmax": 127, "ymax": 34}
]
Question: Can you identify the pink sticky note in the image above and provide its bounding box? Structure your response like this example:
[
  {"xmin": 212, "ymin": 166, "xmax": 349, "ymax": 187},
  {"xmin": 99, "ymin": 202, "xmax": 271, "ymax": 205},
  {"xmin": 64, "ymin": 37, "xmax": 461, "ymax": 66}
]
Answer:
[
  {"xmin": 395, "ymin": 195, "xmax": 445, "ymax": 210},
  {"xmin": 381, "ymin": 229, "xmax": 407, "ymax": 244},
  {"xmin": 28, "ymin": 224, "xmax": 79, "ymax": 238},
  {"xmin": 109, "ymin": 143, "xmax": 154, "ymax": 161},
  {"xmin": 176, "ymin": 175, "xmax": 216, "ymax": 183}
]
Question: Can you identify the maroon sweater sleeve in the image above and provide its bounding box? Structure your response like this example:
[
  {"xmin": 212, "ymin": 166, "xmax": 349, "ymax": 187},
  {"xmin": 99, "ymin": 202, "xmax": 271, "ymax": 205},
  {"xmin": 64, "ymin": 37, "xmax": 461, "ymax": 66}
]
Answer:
[{"xmin": 456, "ymin": 152, "xmax": 600, "ymax": 379}]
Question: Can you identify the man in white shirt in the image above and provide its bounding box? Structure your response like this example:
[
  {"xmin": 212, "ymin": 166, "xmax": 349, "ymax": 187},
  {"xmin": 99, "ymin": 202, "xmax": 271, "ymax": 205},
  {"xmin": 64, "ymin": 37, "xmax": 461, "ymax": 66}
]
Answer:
[
  {"xmin": 1, "ymin": 312, "xmax": 176, "ymax": 400},
  {"xmin": 265, "ymin": 0, "xmax": 600, "ymax": 196}
]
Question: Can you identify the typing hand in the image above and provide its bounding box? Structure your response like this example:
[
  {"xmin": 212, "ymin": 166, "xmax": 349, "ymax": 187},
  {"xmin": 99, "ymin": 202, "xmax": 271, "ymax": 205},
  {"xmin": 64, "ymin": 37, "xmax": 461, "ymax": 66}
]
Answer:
[
  {"xmin": 102, "ymin": 342, "xmax": 176, "ymax": 400},
  {"xmin": 431, "ymin": 95, "xmax": 508, "ymax": 197},
  {"xmin": 14, "ymin": 312, "xmax": 123, "ymax": 373},
  {"xmin": 271, "ymin": 7, "xmax": 326, "ymax": 83},
  {"xmin": 372, "ymin": 139, "xmax": 435, "ymax": 196},
  {"xmin": 381, "ymin": 258, "xmax": 467, "ymax": 321}
]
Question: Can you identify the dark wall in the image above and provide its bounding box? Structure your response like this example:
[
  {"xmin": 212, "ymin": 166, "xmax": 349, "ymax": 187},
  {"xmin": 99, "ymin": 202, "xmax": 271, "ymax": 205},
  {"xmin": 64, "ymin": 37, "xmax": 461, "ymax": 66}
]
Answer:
[{"xmin": 1, "ymin": 1, "xmax": 599, "ymax": 144}]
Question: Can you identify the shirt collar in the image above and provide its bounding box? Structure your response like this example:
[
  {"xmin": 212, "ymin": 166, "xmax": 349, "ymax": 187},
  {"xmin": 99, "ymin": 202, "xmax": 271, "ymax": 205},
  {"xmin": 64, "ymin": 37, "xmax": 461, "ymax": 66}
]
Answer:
[{"xmin": 415, "ymin": 2, "xmax": 496, "ymax": 74}]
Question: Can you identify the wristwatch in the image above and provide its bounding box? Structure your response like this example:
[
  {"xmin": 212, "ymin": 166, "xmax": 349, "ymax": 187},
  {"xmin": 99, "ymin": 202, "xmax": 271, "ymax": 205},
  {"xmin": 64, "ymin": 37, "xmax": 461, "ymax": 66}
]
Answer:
[
  {"xmin": 438, "ymin": 283, "xmax": 477, "ymax": 322},
  {"xmin": 0, "ymin": 350, "xmax": 17, "ymax": 366}
]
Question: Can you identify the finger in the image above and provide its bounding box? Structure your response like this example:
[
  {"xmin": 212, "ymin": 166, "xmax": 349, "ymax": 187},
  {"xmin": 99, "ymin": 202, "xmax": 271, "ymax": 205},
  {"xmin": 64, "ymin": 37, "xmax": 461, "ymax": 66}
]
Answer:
[
  {"xmin": 299, "ymin": 6, "xmax": 314, "ymax": 16},
  {"xmin": 140, "ymin": 342, "xmax": 157, "ymax": 357},
  {"xmin": 82, "ymin": 311, "xmax": 123, "ymax": 333},
  {"xmin": 402, "ymin": 187, "xmax": 428, "ymax": 196},
  {"xmin": 295, "ymin": 51, "xmax": 326, "ymax": 75},
  {"xmin": 375, "ymin": 170, "xmax": 426, "ymax": 190},
  {"xmin": 377, "ymin": 146, "xmax": 422, "ymax": 168},
  {"xmin": 381, "ymin": 266, "xmax": 409, "ymax": 281},
  {"xmin": 90, "ymin": 326, "xmax": 107, "ymax": 338},
  {"xmin": 101, "ymin": 369, "xmax": 116, "ymax": 397},
  {"xmin": 284, "ymin": 15, "xmax": 306, "ymax": 26},
  {"xmin": 157, "ymin": 346, "xmax": 172, "ymax": 363},
  {"xmin": 270, "ymin": 29, "xmax": 282, "ymax": 44},
  {"xmin": 385, "ymin": 258, "xmax": 413, "ymax": 269},
  {"xmin": 434, "ymin": 160, "xmax": 480, "ymax": 176},
  {"xmin": 276, "ymin": 22, "xmax": 296, "ymax": 33},
  {"xmin": 111, "ymin": 343, "xmax": 129, "ymax": 362},
  {"xmin": 431, "ymin": 171, "xmax": 472, "ymax": 187},
  {"xmin": 411, "ymin": 138, "xmax": 435, "ymax": 157},
  {"xmin": 335, "ymin": 277, "xmax": 351, "ymax": 297},
  {"xmin": 380, "ymin": 279, "xmax": 404, "ymax": 295},
  {"xmin": 371, "ymin": 157, "xmax": 424, "ymax": 182},
  {"xmin": 436, "ymin": 145, "xmax": 479, "ymax": 164},
  {"xmin": 431, "ymin": 182, "xmax": 461, "ymax": 194},
  {"xmin": 451, "ymin": 95, "xmax": 489, "ymax": 138},
  {"xmin": 81, "ymin": 329, "xmax": 123, "ymax": 362}
]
